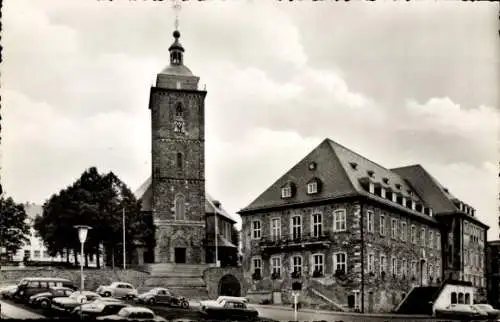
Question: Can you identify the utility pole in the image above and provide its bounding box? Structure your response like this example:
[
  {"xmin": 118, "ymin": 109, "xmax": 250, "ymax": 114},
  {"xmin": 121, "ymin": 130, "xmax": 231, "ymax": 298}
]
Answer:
[{"xmin": 123, "ymin": 207, "xmax": 126, "ymax": 269}]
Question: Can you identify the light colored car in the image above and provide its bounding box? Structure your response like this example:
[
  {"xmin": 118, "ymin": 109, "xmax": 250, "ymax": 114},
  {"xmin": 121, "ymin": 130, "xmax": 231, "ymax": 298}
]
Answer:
[
  {"xmin": 0, "ymin": 285, "xmax": 18, "ymax": 299},
  {"xmin": 200, "ymin": 299, "xmax": 258, "ymax": 320},
  {"xmin": 200, "ymin": 296, "xmax": 248, "ymax": 311},
  {"xmin": 28, "ymin": 286, "xmax": 74, "ymax": 308},
  {"xmin": 96, "ymin": 282, "xmax": 138, "ymax": 299},
  {"xmin": 435, "ymin": 304, "xmax": 488, "ymax": 319},
  {"xmin": 52, "ymin": 291, "xmax": 101, "ymax": 312},
  {"xmin": 96, "ymin": 306, "xmax": 167, "ymax": 321},
  {"xmin": 472, "ymin": 304, "xmax": 500, "ymax": 319}
]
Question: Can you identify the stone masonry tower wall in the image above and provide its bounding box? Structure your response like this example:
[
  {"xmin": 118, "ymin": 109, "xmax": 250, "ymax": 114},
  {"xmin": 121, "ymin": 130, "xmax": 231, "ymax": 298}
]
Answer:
[{"xmin": 149, "ymin": 30, "xmax": 207, "ymax": 264}]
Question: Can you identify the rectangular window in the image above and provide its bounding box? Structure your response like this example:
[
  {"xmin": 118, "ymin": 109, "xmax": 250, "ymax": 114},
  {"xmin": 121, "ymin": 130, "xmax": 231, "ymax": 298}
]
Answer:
[
  {"xmin": 333, "ymin": 252, "xmax": 347, "ymax": 274},
  {"xmin": 391, "ymin": 219, "xmax": 398, "ymax": 239},
  {"xmin": 380, "ymin": 214, "xmax": 386, "ymax": 236},
  {"xmin": 291, "ymin": 216, "xmax": 302, "ymax": 240},
  {"xmin": 271, "ymin": 257, "xmax": 281, "ymax": 278},
  {"xmin": 400, "ymin": 222, "xmax": 407, "ymax": 241},
  {"xmin": 333, "ymin": 210, "xmax": 346, "ymax": 232},
  {"xmin": 271, "ymin": 218, "xmax": 281, "ymax": 241},
  {"xmin": 312, "ymin": 254, "xmax": 324, "ymax": 276},
  {"xmin": 368, "ymin": 253, "xmax": 374, "ymax": 273},
  {"xmin": 402, "ymin": 259, "xmax": 407, "ymax": 277},
  {"xmin": 43, "ymin": 251, "xmax": 49, "ymax": 258},
  {"xmin": 428, "ymin": 264, "xmax": 434, "ymax": 279},
  {"xmin": 421, "ymin": 228, "xmax": 426, "ymax": 247},
  {"xmin": 281, "ymin": 186, "xmax": 292, "ymax": 198},
  {"xmin": 23, "ymin": 250, "xmax": 30, "ymax": 259},
  {"xmin": 291, "ymin": 256, "xmax": 302, "ymax": 274},
  {"xmin": 391, "ymin": 257, "xmax": 397, "ymax": 276},
  {"xmin": 411, "ymin": 225, "xmax": 416, "ymax": 244},
  {"xmin": 436, "ymin": 263, "xmax": 440, "ymax": 279},
  {"xmin": 312, "ymin": 213, "xmax": 323, "ymax": 237},
  {"xmin": 307, "ymin": 182, "xmax": 318, "ymax": 194},
  {"xmin": 429, "ymin": 231, "xmax": 434, "ymax": 249},
  {"xmin": 252, "ymin": 220, "xmax": 261, "ymax": 239},
  {"xmin": 34, "ymin": 250, "xmax": 41, "ymax": 258},
  {"xmin": 252, "ymin": 257, "xmax": 262, "ymax": 275},
  {"xmin": 436, "ymin": 232, "xmax": 441, "ymax": 250},
  {"xmin": 366, "ymin": 211, "xmax": 374, "ymax": 233},
  {"xmin": 411, "ymin": 261, "xmax": 417, "ymax": 278},
  {"xmin": 380, "ymin": 254, "xmax": 386, "ymax": 275}
]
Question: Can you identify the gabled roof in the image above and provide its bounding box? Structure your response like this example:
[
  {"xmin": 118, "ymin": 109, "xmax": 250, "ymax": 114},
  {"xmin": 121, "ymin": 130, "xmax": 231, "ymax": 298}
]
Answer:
[
  {"xmin": 239, "ymin": 138, "xmax": 425, "ymax": 214},
  {"xmin": 134, "ymin": 177, "xmax": 237, "ymax": 223},
  {"xmin": 239, "ymin": 139, "xmax": 357, "ymax": 213},
  {"xmin": 391, "ymin": 165, "xmax": 459, "ymax": 214}
]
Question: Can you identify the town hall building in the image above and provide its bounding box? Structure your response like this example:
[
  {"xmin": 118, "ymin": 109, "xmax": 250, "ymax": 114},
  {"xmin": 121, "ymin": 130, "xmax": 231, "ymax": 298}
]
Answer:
[{"xmin": 238, "ymin": 139, "xmax": 488, "ymax": 312}]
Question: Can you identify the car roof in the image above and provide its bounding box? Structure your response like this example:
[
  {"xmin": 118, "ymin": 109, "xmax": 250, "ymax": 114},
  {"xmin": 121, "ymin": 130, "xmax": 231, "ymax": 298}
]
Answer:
[
  {"xmin": 22, "ymin": 277, "xmax": 71, "ymax": 282},
  {"xmin": 122, "ymin": 307, "xmax": 154, "ymax": 313}
]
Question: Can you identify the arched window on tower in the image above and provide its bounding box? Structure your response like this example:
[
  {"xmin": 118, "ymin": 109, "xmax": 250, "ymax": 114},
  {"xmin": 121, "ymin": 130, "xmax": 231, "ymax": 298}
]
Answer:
[
  {"xmin": 174, "ymin": 194, "xmax": 185, "ymax": 220},
  {"xmin": 175, "ymin": 103, "xmax": 183, "ymax": 118},
  {"xmin": 176, "ymin": 152, "xmax": 183, "ymax": 170}
]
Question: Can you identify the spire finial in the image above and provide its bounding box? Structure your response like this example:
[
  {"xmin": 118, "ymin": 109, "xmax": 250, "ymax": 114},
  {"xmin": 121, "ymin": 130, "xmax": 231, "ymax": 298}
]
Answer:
[{"xmin": 173, "ymin": 0, "xmax": 181, "ymax": 31}]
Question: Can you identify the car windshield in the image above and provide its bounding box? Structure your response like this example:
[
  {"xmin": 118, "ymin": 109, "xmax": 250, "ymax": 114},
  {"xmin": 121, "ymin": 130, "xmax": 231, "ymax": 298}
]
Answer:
[{"xmin": 477, "ymin": 304, "xmax": 493, "ymax": 310}]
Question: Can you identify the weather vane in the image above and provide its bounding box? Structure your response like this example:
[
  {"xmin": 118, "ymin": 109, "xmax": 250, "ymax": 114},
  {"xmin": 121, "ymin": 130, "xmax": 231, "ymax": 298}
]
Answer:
[{"xmin": 172, "ymin": 0, "xmax": 181, "ymax": 31}]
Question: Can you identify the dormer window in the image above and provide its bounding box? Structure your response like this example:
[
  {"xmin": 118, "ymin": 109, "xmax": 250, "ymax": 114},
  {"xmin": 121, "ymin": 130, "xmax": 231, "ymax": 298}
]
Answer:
[
  {"xmin": 281, "ymin": 186, "xmax": 292, "ymax": 198},
  {"xmin": 307, "ymin": 182, "xmax": 317, "ymax": 194},
  {"xmin": 395, "ymin": 184, "xmax": 401, "ymax": 190},
  {"xmin": 349, "ymin": 162, "xmax": 358, "ymax": 170},
  {"xmin": 382, "ymin": 177, "xmax": 389, "ymax": 184},
  {"xmin": 281, "ymin": 182, "xmax": 295, "ymax": 199},
  {"xmin": 367, "ymin": 170, "xmax": 374, "ymax": 178},
  {"xmin": 306, "ymin": 178, "xmax": 322, "ymax": 195},
  {"xmin": 407, "ymin": 190, "xmax": 413, "ymax": 196},
  {"xmin": 443, "ymin": 188, "xmax": 449, "ymax": 193}
]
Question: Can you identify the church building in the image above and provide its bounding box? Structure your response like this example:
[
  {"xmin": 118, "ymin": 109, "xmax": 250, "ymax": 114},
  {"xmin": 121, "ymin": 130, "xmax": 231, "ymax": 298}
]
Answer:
[{"xmin": 135, "ymin": 29, "xmax": 239, "ymax": 267}]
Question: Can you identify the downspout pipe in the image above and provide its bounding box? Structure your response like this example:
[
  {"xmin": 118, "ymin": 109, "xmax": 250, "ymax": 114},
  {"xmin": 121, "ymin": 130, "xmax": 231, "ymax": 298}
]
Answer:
[{"xmin": 360, "ymin": 201, "xmax": 365, "ymax": 313}]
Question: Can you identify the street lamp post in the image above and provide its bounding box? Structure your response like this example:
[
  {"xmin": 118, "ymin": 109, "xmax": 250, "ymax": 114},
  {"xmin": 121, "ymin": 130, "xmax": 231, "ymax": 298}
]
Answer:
[{"xmin": 74, "ymin": 225, "xmax": 92, "ymax": 292}]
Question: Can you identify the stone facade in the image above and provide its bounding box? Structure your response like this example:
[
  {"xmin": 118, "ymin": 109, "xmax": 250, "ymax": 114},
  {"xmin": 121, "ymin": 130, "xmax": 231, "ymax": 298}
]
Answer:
[
  {"xmin": 149, "ymin": 33, "xmax": 207, "ymax": 264},
  {"xmin": 241, "ymin": 199, "xmax": 443, "ymax": 312}
]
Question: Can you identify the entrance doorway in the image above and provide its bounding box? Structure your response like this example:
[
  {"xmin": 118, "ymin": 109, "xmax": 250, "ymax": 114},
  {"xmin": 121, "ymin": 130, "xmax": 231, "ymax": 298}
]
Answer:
[
  {"xmin": 175, "ymin": 248, "xmax": 186, "ymax": 263},
  {"xmin": 218, "ymin": 275, "xmax": 241, "ymax": 297}
]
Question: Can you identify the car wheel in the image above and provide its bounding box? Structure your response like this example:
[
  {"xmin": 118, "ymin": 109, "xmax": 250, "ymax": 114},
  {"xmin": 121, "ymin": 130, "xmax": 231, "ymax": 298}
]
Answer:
[
  {"xmin": 148, "ymin": 298, "xmax": 156, "ymax": 305},
  {"xmin": 39, "ymin": 299, "xmax": 50, "ymax": 309},
  {"xmin": 103, "ymin": 292, "xmax": 111, "ymax": 297},
  {"xmin": 180, "ymin": 301, "xmax": 189, "ymax": 309}
]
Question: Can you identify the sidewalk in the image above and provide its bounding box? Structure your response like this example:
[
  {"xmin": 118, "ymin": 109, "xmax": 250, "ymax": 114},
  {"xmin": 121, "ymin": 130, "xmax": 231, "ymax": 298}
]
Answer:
[
  {"xmin": 0, "ymin": 300, "xmax": 45, "ymax": 319},
  {"xmin": 248, "ymin": 303, "xmax": 434, "ymax": 319}
]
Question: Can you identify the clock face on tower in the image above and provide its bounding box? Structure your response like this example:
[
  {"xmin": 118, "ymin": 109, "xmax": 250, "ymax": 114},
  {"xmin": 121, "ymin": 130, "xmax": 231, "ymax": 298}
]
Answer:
[{"xmin": 174, "ymin": 120, "xmax": 184, "ymax": 133}]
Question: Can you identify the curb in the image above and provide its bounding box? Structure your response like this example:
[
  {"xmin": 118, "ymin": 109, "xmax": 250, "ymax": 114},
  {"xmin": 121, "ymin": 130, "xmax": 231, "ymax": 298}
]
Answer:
[{"xmin": 251, "ymin": 304, "xmax": 434, "ymax": 319}]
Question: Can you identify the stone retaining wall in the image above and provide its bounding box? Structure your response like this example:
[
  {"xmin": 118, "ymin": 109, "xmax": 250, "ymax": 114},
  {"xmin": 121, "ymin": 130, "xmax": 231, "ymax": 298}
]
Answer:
[
  {"xmin": 0, "ymin": 268, "xmax": 150, "ymax": 291},
  {"xmin": 202, "ymin": 266, "xmax": 247, "ymax": 299}
]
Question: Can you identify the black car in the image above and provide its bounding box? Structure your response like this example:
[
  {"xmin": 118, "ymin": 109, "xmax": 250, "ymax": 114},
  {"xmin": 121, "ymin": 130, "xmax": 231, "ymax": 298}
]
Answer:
[
  {"xmin": 29, "ymin": 287, "xmax": 74, "ymax": 308},
  {"xmin": 71, "ymin": 299, "xmax": 130, "ymax": 320},
  {"xmin": 135, "ymin": 287, "xmax": 189, "ymax": 309}
]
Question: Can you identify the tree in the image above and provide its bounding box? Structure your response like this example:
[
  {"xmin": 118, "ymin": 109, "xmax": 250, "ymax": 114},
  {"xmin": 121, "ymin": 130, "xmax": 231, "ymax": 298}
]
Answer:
[
  {"xmin": 0, "ymin": 196, "xmax": 30, "ymax": 258},
  {"xmin": 34, "ymin": 167, "xmax": 155, "ymax": 268}
]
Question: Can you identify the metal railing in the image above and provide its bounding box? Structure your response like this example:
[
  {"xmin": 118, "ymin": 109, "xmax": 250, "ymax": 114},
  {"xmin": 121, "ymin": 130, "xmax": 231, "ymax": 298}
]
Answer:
[{"xmin": 259, "ymin": 231, "xmax": 333, "ymax": 247}]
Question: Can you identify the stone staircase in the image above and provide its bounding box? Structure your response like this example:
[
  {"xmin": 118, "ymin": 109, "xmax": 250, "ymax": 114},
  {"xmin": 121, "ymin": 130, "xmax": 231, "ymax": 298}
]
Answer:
[{"xmin": 139, "ymin": 263, "xmax": 209, "ymax": 300}]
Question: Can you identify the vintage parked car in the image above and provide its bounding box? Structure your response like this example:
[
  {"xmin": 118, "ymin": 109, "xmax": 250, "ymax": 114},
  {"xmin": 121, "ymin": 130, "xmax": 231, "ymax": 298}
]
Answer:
[
  {"xmin": 0, "ymin": 285, "xmax": 18, "ymax": 299},
  {"xmin": 134, "ymin": 287, "xmax": 189, "ymax": 308},
  {"xmin": 71, "ymin": 299, "xmax": 130, "ymax": 320},
  {"xmin": 96, "ymin": 282, "xmax": 138, "ymax": 299},
  {"xmin": 200, "ymin": 296, "xmax": 248, "ymax": 310},
  {"xmin": 52, "ymin": 291, "xmax": 101, "ymax": 312},
  {"xmin": 28, "ymin": 286, "xmax": 74, "ymax": 308},
  {"xmin": 435, "ymin": 304, "xmax": 489, "ymax": 319},
  {"xmin": 13, "ymin": 277, "xmax": 76, "ymax": 302},
  {"xmin": 200, "ymin": 299, "xmax": 258, "ymax": 321},
  {"xmin": 472, "ymin": 304, "xmax": 500, "ymax": 319},
  {"xmin": 96, "ymin": 306, "xmax": 167, "ymax": 321}
]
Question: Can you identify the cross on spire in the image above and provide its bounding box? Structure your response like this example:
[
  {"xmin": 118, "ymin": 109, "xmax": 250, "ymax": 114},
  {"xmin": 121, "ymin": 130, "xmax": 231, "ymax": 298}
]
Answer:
[{"xmin": 172, "ymin": 0, "xmax": 181, "ymax": 31}]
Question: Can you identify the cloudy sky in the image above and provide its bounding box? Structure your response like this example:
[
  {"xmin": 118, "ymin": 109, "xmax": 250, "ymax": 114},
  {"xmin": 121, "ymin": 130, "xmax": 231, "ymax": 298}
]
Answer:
[{"xmin": 1, "ymin": 1, "xmax": 498, "ymax": 238}]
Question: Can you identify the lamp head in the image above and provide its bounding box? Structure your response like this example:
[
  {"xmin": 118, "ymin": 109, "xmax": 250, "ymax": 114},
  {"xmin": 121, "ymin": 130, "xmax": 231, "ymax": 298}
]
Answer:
[{"xmin": 74, "ymin": 225, "xmax": 92, "ymax": 243}]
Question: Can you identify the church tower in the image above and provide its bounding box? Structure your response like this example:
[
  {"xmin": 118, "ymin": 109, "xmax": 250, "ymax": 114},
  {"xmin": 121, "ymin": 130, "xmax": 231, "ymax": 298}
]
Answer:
[{"xmin": 149, "ymin": 28, "xmax": 207, "ymax": 264}]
